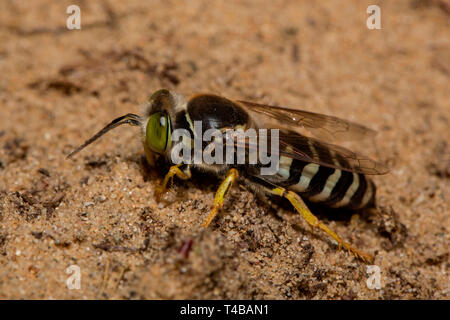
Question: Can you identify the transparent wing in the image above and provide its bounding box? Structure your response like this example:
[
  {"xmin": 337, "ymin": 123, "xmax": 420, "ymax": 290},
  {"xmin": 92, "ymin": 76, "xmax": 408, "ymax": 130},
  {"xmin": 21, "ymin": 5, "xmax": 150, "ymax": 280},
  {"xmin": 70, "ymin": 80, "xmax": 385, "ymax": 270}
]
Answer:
[
  {"xmin": 226, "ymin": 129, "xmax": 389, "ymax": 175},
  {"xmin": 237, "ymin": 100, "xmax": 376, "ymax": 142}
]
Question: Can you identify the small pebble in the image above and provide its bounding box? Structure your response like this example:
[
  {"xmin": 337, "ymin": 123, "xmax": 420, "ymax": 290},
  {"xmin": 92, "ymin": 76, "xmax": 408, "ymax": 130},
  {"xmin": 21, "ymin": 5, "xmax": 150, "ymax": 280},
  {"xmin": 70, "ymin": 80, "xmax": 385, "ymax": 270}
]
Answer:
[{"xmin": 96, "ymin": 195, "xmax": 107, "ymax": 203}]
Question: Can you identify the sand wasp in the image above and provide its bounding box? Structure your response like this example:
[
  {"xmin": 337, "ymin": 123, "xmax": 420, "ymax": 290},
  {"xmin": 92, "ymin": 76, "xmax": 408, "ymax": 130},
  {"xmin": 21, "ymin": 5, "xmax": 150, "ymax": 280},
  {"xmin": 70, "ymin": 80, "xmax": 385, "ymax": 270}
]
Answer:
[{"xmin": 68, "ymin": 89, "xmax": 389, "ymax": 263}]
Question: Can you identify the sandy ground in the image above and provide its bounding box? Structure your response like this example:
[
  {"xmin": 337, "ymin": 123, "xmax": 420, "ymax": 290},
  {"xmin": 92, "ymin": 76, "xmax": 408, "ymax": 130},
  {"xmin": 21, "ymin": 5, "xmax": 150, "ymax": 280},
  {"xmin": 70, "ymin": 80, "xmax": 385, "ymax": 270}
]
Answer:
[{"xmin": 0, "ymin": 0, "xmax": 448, "ymax": 299}]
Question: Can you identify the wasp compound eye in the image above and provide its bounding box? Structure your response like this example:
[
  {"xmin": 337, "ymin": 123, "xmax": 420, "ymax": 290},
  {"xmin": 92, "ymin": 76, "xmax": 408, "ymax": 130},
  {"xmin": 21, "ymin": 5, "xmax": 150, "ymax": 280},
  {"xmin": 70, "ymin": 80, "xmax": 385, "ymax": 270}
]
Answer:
[{"xmin": 146, "ymin": 112, "xmax": 171, "ymax": 154}]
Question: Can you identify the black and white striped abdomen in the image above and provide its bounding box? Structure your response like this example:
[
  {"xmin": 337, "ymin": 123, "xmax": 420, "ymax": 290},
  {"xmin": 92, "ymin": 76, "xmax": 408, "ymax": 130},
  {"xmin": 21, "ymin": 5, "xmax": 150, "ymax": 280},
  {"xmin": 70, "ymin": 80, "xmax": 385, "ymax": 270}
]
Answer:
[{"xmin": 276, "ymin": 157, "xmax": 376, "ymax": 210}]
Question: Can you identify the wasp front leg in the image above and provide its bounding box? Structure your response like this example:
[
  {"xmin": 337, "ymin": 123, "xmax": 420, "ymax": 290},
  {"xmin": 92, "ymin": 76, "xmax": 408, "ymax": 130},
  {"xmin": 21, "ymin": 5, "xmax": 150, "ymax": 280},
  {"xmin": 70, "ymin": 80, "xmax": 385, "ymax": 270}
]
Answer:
[
  {"xmin": 271, "ymin": 187, "xmax": 374, "ymax": 264},
  {"xmin": 202, "ymin": 168, "xmax": 239, "ymax": 228},
  {"xmin": 155, "ymin": 164, "xmax": 191, "ymax": 202}
]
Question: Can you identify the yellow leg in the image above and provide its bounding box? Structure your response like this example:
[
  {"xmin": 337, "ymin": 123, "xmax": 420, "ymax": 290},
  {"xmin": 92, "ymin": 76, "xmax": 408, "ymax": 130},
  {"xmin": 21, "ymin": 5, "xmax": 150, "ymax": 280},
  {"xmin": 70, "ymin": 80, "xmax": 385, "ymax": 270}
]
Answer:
[
  {"xmin": 202, "ymin": 168, "xmax": 239, "ymax": 228},
  {"xmin": 155, "ymin": 164, "xmax": 191, "ymax": 201},
  {"xmin": 271, "ymin": 187, "xmax": 374, "ymax": 263}
]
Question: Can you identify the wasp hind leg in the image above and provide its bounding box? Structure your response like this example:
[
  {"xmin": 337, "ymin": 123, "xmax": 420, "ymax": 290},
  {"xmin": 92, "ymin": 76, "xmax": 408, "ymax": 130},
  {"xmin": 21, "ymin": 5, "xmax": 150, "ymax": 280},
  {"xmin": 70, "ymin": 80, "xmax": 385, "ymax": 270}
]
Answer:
[
  {"xmin": 271, "ymin": 187, "xmax": 374, "ymax": 264},
  {"xmin": 202, "ymin": 168, "xmax": 239, "ymax": 228},
  {"xmin": 155, "ymin": 164, "xmax": 191, "ymax": 202}
]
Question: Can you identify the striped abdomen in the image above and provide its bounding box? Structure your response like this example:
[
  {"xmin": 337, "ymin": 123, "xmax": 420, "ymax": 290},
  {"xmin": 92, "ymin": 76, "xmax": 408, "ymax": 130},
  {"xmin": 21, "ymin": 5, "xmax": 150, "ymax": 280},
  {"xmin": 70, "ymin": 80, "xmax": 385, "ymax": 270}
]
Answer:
[{"xmin": 277, "ymin": 156, "xmax": 376, "ymax": 210}]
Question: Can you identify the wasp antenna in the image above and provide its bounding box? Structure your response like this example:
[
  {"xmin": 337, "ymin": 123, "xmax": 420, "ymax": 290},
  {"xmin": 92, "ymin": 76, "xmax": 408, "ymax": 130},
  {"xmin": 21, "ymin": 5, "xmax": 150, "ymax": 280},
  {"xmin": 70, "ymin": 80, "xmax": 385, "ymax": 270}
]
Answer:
[{"xmin": 66, "ymin": 113, "xmax": 142, "ymax": 159}]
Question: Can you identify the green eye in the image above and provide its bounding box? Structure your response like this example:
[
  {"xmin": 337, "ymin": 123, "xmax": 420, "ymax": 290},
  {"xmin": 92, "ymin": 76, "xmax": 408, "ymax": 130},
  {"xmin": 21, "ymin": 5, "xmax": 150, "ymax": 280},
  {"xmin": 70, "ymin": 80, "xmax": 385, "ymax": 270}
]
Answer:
[{"xmin": 146, "ymin": 112, "xmax": 171, "ymax": 153}]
